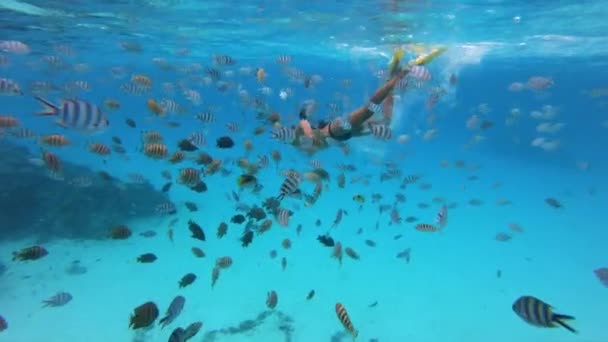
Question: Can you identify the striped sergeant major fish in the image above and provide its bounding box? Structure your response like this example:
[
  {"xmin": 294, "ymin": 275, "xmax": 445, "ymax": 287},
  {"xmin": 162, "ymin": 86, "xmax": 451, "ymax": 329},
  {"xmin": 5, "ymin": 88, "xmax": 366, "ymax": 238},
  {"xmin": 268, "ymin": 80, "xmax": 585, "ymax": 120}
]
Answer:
[
  {"xmin": 276, "ymin": 174, "xmax": 300, "ymax": 201},
  {"xmin": 42, "ymin": 291, "xmax": 72, "ymax": 307},
  {"xmin": 276, "ymin": 55, "xmax": 292, "ymax": 64},
  {"xmin": 213, "ymin": 54, "xmax": 235, "ymax": 66},
  {"xmin": 34, "ymin": 96, "xmax": 109, "ymax": 131},
  {"xmin": 0, "ymin": 78, "xmax": 23, "ymax": 95},
  {"xmin": 275, "ymin": 207, "xmax": 292, "ymax": 227},
  {"xmin": 271, "ymin": 126, "xmax": 296, "ymax": 144},
  {"xmin": 368, "ymin": 123, "xmax": 392, "ymax": 140},
  {"xmin": 512, "ymin": 296, "xmax": 577, "ymax": 334},
  {"xmin": 408, "ymin": 65, "xmax": 432, "ymax": 81},
  {"xmin": 0, "ymin": 40, "xmax": 30, "ymax": 54}
]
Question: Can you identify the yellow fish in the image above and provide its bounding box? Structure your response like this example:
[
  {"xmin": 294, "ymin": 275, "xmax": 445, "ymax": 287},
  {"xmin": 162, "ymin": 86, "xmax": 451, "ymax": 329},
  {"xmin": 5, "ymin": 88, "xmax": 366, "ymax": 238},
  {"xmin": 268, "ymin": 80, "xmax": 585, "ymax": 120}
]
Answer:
[{"xmin": 352, "ymin": 194, "xmax": 365, "ymax": 203}]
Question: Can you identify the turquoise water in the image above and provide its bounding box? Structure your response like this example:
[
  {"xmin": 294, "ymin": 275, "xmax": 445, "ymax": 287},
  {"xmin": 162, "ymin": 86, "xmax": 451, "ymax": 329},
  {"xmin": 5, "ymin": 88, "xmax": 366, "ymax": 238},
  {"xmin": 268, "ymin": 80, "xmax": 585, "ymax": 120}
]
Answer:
[{"xmin": 1, "ymin": 1, "xmax": 607, "ymax": 341}]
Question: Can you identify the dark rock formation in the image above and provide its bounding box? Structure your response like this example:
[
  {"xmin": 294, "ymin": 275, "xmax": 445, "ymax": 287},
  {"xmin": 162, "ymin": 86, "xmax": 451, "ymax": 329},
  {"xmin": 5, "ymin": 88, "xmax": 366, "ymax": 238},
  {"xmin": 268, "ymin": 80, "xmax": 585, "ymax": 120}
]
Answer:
[{"xmin": 0, "ymin": 141, "xmax": 169, "ymax": 241}]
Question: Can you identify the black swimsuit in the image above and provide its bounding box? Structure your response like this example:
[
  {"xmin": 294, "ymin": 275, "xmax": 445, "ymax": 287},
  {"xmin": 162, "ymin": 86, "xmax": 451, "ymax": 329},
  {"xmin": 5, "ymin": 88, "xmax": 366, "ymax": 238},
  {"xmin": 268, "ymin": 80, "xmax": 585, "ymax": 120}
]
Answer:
[{"xmin": 327, "ymin": 122, "xmax": 352, "ymax": 141}]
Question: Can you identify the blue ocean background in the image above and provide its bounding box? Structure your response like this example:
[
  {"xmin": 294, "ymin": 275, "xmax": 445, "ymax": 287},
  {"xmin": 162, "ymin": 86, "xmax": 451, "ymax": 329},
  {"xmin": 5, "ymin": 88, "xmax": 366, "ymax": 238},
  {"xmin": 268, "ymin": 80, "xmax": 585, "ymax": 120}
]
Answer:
[{"xmin": 1, "ymin": 1, "xmax": 607, "ymax": 341}]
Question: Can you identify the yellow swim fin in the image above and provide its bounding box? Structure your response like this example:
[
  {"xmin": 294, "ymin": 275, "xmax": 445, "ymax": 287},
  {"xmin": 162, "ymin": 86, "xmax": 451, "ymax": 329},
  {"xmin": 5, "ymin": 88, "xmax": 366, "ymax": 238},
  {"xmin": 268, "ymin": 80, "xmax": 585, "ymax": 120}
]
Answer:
[
  {"xmin": 388, "ymin": 47, "xmax": 405, "ymax": 77},
  {"xmin": 411, "ymin": 47, "xmax": 447, "ymax": 66}
]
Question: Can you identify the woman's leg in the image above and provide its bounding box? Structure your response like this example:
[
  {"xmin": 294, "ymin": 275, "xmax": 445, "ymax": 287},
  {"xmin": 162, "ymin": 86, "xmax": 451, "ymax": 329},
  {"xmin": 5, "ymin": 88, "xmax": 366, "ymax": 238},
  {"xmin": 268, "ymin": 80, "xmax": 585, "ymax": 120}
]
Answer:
[
  {"xmin": 325, "ymin": 71, "xmax": 404, "ymax": 139},
  {"xmin": 320, "ymin": 47, "xmax": 446, "ymax": 140}
]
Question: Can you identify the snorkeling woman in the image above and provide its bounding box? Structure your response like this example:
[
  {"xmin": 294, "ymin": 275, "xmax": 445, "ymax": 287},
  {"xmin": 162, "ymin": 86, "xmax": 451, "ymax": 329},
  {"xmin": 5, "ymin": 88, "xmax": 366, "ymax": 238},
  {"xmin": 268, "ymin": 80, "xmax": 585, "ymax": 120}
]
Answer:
[{"xmin": 292, "ymin": 47, "xmax": 446, "ymax": 153}]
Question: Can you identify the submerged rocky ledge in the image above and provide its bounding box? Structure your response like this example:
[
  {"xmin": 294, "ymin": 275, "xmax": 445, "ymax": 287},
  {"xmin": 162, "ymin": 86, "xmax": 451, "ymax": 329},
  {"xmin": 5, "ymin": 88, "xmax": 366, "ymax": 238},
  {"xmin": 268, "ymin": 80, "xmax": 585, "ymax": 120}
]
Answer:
[{"xmin": 0, "ymin": 141, "xmax": 169, "ymax": 242}]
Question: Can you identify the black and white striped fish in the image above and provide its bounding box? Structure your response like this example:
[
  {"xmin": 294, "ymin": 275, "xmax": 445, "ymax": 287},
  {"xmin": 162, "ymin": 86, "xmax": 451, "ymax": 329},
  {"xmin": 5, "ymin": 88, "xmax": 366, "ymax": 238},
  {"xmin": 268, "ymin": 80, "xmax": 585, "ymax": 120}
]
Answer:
[
  {"xmin": 226, "ymin": 122, "xmax": 239, "ymax": 133},
  {"xmin": 380, "ymin": 167, "xmax": 401, "ymax": 182},
  {"xmin": 160, "ymin": 99, "xmax": 182, "ymax": 114},
  {"xmin": 213, "ymin": 55, "xmax": 235, "ymax": 65},
  {"xmin": 396, "ymin": 77, "xmax": 409, "ymax": 90},
  {"xmin": 277, "ymin": 174, "xmax": 300, "ymax": 201},
  {"xmin": 9, "ymin": 127, "xmax": 36, "ymax": 139},
  {"xmin": 309, "ymin": 159, "xmax": 322, "ymax": 169},
  {"xmin": 159, "ymin": 295, "xmax": 186, "ymax": 329},
  {"xmin": 54, "ymin": 44, "xmax": 75, "ymax": 56},
  {"xmin": 512, "ymin": 296, "xmax": 576, "ymax": 333},
  {"xmin": 401, "ymin": 174, "xmax": 420, "ymax": 187},
  {"xmin": 63, "ymin": 80, "xmax": 91, "ymax": 92},
  {"xmin": 41, "ymin": 55, "xmax": 65, "ymax": 68},
  {"xmin": 367, "ymin": 102, "xmax": 382, "ymax": 115},
  {"xmin": 271, "ymin": 126, "xmax": 296, "ymax": 143},
  {"xmin": 275, "ymin": 207, "xmax": 293, "ymax": 227},
  {"xmin": 207, "ymin": 67, "xmax": 221, "ymax": 80},
  {"xmin": 195, "ymin": 111, "xmax": 215, "ymax": 123},
  {"xmin": 42, "ymin": 292, "xmax": 73, "ymax": 307},
  {"xmin": 408, "ymin": 65, "xmax": 432, "ymax": 81},
  {"xmin": 276, "ymin": 55, "xmax": 292, "ymax": 64},
  {"xmin": 369, "ymin": 124, "xmax": 392, "ymax": 140},
  {"xmin": 188, "ymin": 132, "xmax": 206, "ymax": 146},
  {"xmin": 0, "ymin": 40, "xmax": 30, "ymax": 54},
  {"xmin": 155, "ymin": 202, "xmax": 177, "ymax": 215},
  {"xmin": 280, "ymin": 169, "xmax": 300, "ymax": 179},
  {"xmin": 34, "ymin": 97, "xmax": 109, "ymax": 131},
  {"xmin": 385, "ymin": 167, "xmax": 401, "ymax": 178},
  {"xmin": 0, "ymin": 78, "xmax": 22, "ymax": 95},
  {"xmin": 120, "ymin": 82, "xmax": 150, "ymax": 95},
  {"xmin": 283, "ymin": 67, "xmax": 306, "ymax": 81},
  {"xmin": 183, "ymin": 89, "xmax": 201, "ymax": 105}
]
